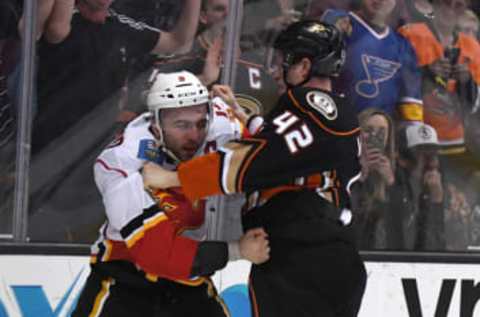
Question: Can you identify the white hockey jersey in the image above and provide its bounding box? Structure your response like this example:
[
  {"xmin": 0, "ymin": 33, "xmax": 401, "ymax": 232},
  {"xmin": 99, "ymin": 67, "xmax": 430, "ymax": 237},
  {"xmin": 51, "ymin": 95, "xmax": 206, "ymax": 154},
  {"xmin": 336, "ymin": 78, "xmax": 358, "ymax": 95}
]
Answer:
[{"xmin": 90, "ymin": 97, "xmax": 245, "ymax": 282}]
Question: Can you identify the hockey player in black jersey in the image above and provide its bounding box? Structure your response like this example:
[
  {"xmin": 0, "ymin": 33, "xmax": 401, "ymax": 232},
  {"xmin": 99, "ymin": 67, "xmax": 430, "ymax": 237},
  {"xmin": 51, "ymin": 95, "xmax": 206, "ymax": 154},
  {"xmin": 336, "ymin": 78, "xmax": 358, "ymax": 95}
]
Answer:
[{"xmin": 144, "ymin": 21, "xmax": 367, "ymax": 317}]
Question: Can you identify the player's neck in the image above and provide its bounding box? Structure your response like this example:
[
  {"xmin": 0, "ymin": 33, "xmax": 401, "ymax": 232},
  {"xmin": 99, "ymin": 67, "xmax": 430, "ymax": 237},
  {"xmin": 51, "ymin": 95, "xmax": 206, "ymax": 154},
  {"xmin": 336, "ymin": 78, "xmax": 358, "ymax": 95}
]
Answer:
[{"xmin": 303, "ymin": 77, "xmax": 332, "ymax": 92}]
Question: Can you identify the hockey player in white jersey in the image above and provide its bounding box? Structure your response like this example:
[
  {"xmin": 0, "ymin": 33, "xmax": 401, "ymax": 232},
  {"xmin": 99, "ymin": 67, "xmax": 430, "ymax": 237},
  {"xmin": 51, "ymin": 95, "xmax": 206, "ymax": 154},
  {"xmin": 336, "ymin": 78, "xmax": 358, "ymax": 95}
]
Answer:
[{"xmin": 72, "ymin": 70, "xmax": 269, "ymax": 317}]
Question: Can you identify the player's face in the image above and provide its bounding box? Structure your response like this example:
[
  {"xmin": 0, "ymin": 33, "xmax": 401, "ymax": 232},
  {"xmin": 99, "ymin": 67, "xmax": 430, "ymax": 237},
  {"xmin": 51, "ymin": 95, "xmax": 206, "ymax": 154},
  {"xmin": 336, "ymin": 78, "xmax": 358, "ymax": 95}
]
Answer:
[
  {"xmin": 201, "ymin": 0, "xmax": 229, "ymax": 27},
  {"xmin": 161, "ymin": 104, "xmax": 209, "ymax": 161},
  {"xmin": 360, "ymin": 0, "xmax": 396, "ymax": 22}
]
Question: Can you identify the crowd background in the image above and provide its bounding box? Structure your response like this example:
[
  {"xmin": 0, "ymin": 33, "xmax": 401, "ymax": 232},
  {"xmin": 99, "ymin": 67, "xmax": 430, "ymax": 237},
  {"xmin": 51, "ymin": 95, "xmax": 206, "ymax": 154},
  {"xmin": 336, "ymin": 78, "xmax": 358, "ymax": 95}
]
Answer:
[{"xmin": 1, "ymin": 0, "xmax": 480, "ymax": 252}]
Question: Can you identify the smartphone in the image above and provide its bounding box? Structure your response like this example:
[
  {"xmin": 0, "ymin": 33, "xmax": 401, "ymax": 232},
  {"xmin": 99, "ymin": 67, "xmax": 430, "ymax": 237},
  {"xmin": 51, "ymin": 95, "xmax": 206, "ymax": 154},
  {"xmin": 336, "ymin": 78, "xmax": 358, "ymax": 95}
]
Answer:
[{"xmin": 366, "ymin": 131, "xmax": 386, "ymax": 152}]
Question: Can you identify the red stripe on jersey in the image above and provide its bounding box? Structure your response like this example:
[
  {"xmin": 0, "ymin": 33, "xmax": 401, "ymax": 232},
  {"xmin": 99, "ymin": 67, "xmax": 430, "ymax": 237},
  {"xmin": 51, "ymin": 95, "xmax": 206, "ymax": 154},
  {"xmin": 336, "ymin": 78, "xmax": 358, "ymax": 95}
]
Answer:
[{"xmin": 96, "ymin": 159, "xmax": 128, "ymax": 178}]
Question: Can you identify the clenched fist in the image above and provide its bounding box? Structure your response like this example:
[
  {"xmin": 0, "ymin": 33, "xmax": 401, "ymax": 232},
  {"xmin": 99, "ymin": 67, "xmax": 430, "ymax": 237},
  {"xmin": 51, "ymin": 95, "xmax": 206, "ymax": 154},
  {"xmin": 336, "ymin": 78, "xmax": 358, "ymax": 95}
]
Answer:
[
  {"xmin": 239, "ymin": 228, "xmax": 270, "ymax": 265},
  {"xmin": 142, "ymin": 162, "xmax": 180, "ymax": 190}
]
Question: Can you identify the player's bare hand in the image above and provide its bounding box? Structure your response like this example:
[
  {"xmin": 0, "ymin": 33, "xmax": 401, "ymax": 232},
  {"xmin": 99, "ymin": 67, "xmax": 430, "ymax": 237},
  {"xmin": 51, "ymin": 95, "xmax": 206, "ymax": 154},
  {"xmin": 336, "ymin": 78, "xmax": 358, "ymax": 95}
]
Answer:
[
  {"xmin": 142, "ymin": 162, "xmax": 180, "ymax": 190},
  {"xmin": 239, "ymin": 228, "xmax": 270, "ymax": 265}
]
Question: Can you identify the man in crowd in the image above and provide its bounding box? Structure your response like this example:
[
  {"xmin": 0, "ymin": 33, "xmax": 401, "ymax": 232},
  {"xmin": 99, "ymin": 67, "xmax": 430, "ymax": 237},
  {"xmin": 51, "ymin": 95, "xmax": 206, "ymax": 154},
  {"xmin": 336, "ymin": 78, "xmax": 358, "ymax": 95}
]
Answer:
[
  {"xmin": 22, "ymin": 0, "xmax": 201, "ymax": 153},
  {"xmin": 322, "ymin": 0, "xmax": 424, "ymax": 123},
  {"xmin": 143, "ymin": 21, "xmax": 367, "ymax": 317},
  {"xmin": 72, "ymin": 71, "xmax": 270, "ymax": 316}
]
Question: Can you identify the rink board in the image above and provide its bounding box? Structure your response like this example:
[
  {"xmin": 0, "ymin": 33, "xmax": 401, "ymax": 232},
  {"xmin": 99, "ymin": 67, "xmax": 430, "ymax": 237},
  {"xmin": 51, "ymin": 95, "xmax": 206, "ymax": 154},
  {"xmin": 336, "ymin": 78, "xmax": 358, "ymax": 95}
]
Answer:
[{"xmin": 1, "ymin": 251, "xmax": 480, "ymax": 317}]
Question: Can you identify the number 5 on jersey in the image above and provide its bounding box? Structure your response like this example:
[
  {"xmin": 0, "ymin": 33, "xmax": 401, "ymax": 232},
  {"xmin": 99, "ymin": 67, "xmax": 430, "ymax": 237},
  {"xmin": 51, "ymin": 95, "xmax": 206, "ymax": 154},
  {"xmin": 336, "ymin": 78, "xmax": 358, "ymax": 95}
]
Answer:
[{"xmin": 272, "ymin": 111, "xmax": 313, "ymax": 154}]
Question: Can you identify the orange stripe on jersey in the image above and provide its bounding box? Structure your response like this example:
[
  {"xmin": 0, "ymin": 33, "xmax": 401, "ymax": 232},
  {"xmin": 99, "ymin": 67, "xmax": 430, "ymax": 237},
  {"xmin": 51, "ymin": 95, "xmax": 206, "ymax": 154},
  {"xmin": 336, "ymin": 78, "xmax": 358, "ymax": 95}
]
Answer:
[
  {"xmin": 175, "ymin": 277, "xmax": 207, "ymax": 286},
  {"xmin": 398, "ymin": 103, "xmax": 423, "ymax": 122},
  {"xmin": 249, "ymin": 276, "xmax": 260, "ymax": 317},
  {"xmin": 125, "ymin": 213, "xmax": 168, "ymax": 248},
  {"xmin": 287, "ymin": 90, "xmax": 360, "ymax": 136},
  {"xmin": 178, "ymin": 153, "xmax": 223, "ymax": 202}
]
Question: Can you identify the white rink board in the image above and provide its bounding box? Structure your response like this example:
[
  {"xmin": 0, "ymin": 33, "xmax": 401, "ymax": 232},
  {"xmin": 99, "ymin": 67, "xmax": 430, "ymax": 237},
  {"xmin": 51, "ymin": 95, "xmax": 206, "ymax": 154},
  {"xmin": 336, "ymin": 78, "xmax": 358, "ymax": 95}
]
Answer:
[{"xmin": 1, "ymin": 255, "xmax": 480, "ymax": 317}]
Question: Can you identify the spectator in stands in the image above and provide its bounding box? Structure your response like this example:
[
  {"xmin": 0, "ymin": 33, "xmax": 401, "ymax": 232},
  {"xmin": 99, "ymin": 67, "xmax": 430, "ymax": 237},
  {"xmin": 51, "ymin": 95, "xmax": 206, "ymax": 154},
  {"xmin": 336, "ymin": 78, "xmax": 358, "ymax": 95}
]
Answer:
[
  {"xmin": 466, "ymin": 171, "xmax": 480, "ymax": 246},
  {"xmin": 20, "ymin": 0, "xmax": 200, "ymax": 154},
  {"xmin": 412, "ymin": 0, "xmax": 434, "ymax": 19},
  {"xmin": 322, "ymin": 0, "xmax": 424, "ymax": 123},
  {"xmin": 125, "ymin": 0, "xmax": 277, "ymax": 120},
  {"xmin": 198, "ymin": 0, "xmax": 228, "ymax": 36},
  {"xmin": 395, "ymin": 123, "xmax": 446, "ymax": 250},
  {"xmin": 352, "ymin": 108, "xmax": 396, "ymax": 249},
  {"xmin": 444, "ymin": 182, "xmax": 472, "ymax": 250},
  {"xmin": 398, "ymin": 0, "xmax": 480, "ymax": 196},
  {"xmin": 304, "ymin": 0, "xmax": 352, "ymax": 19},
  {"xmin": 457, "ymin": 9, "xmax": 479, "ymax": 39},
  {"xmin": 354, "ymin": 121, "xmax": 447, "ymax": 250}
]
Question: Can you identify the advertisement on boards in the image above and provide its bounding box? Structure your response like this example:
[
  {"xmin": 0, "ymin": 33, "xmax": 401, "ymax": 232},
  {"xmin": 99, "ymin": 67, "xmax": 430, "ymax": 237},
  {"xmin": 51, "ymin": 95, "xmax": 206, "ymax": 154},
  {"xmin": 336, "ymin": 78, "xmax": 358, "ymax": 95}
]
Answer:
[{"xmin": 1, "ymin": 255, "xmax": 480, "ymax": 317}]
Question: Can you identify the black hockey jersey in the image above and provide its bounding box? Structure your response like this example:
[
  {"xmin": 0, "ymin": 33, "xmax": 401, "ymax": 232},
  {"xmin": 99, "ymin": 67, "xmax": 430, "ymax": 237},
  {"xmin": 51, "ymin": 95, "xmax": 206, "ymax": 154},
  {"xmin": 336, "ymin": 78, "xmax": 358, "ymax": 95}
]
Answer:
[{"xmin": 178, "ymin": 86, "xmax": 361, "ymax": 211}]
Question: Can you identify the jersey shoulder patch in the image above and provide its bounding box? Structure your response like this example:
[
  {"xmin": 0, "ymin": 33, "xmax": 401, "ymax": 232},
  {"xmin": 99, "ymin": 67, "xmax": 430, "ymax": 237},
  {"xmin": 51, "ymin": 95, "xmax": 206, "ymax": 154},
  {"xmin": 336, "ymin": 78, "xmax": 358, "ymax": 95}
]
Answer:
[
  {"xmin": 305, "ymin": 90, "xmax": 338, "ymax": 121},
  {"xmin": 287, "ymin": 87, "xmax": 359, "ymax": 135}
]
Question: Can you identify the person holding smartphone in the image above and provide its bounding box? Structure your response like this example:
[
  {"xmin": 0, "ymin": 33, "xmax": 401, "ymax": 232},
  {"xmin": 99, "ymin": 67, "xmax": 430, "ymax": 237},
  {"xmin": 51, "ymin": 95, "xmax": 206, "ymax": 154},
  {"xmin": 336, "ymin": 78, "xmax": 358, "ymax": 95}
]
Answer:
[{"xmin": 352, "ymin": 108, "xmax": 396, "ymax": 249}]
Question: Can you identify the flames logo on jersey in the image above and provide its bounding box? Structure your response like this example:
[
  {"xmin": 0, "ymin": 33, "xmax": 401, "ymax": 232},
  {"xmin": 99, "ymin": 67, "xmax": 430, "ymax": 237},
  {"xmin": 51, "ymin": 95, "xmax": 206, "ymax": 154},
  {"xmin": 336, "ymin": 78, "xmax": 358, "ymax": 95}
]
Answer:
[{"xmin": 355, "ymin": 54, "xmax": 401, "ymax": 98}]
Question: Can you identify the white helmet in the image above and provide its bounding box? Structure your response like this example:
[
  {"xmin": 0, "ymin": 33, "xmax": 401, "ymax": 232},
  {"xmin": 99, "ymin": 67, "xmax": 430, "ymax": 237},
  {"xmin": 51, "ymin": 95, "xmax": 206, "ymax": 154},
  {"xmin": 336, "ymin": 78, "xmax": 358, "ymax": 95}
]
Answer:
[
  {"xmin": 147, "ymin": 70, "xmax": 209, "ymax": 111},
  {"xmin": 145, "ymin": 70, "xmax": 211, "ymax": 160}
]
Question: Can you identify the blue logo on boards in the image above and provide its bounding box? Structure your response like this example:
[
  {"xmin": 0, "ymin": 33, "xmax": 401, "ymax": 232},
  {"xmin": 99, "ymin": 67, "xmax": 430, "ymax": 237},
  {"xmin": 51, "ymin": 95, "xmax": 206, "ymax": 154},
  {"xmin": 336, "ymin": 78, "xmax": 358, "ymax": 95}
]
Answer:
[
  {"xmin": 0, "ymin": 276, "xmax": 251, "ymax": 317},
  {"xmin": 220, "ymin": 284, "xmax": 251, "ymax": 317},
  {"xmin": 0, "ymin": 269, "xmax": 84, "ymax": 317}
]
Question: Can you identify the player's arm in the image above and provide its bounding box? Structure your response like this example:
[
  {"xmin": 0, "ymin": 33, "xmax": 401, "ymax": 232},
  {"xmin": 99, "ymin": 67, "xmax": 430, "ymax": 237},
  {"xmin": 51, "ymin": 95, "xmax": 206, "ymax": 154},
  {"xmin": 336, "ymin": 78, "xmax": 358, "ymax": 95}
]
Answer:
[
  {"xmin": 151, "ymin": 0, "xmax": 200, "ymax": 54},
  {"xmin": 117, "ymin": 189, "xmax": 269, "ymax": 279},
  {"xmin": 96, "ymin": 156, "xmax": 268, "ymax": 279}
]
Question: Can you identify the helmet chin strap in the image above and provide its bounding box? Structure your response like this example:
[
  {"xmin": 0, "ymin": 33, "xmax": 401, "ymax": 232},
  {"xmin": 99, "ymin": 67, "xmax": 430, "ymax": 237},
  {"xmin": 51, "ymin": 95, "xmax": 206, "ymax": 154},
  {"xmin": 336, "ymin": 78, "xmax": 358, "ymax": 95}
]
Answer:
[
  {"xmin": 152, "ymin": 116, "xmax": 183, "ymax": 164},
  {"xmin": 152, "ymin": 108, "xmax": 212, "ymax": 165}
]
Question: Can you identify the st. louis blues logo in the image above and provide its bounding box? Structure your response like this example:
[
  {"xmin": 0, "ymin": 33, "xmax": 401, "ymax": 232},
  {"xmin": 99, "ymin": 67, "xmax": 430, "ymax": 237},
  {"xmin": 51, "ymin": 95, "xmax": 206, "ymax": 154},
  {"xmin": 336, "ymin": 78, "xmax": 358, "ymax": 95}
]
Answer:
[{"xmin": 355, "ymin": 54, "xmax": 401, "ymax": 98}]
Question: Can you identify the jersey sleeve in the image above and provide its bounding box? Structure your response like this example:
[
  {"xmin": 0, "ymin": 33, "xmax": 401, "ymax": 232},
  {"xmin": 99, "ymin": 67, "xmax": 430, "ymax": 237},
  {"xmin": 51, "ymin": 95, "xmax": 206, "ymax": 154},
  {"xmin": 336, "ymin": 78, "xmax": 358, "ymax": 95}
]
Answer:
[
  {"xmin": 397, "ymin": 37, "xmax": 423, "ymax": 122},
  {"xmin": 118, "ymin": 188, "xmax": 200, "ymax": 280}
]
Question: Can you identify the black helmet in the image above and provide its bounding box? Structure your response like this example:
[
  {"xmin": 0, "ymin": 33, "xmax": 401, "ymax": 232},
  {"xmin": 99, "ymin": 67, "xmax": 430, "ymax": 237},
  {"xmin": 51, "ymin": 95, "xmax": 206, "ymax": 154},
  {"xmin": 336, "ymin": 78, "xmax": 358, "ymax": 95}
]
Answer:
[{"xmin": 273, "ymin": 20, "xmax": 346, "ymax": 78}]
